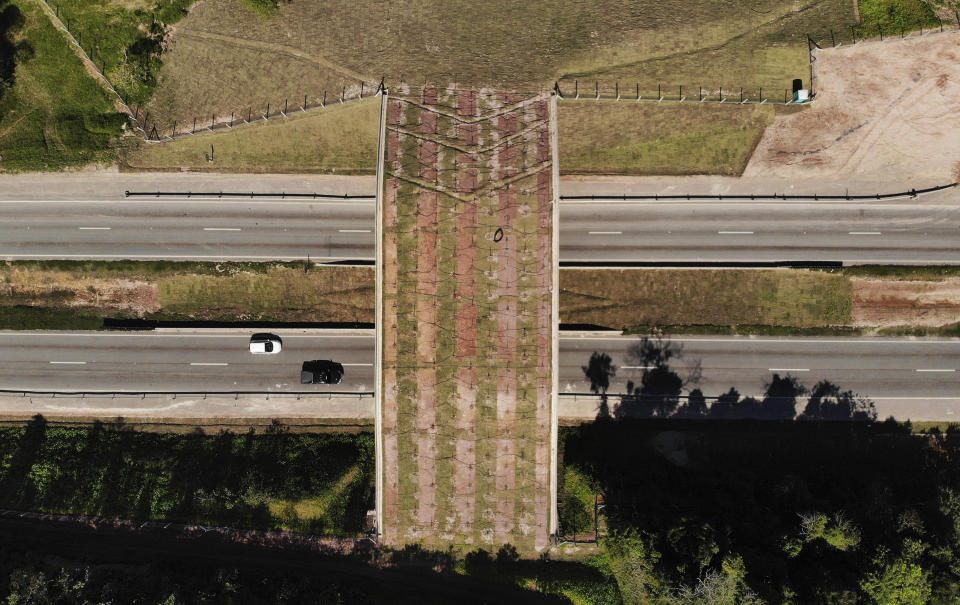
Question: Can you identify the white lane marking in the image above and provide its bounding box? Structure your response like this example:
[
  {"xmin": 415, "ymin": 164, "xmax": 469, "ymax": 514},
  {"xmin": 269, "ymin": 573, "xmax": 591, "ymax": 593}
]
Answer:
[
  {"xmin": 717, "ymin": 231, "xmax": 754, "ymax": 235},
  {"xmin": 203, "ymin": 228, "xmax": 242, "ymax": 231},
  {"xmin": 189, "ymin": 362, "xmax": 228, "ymax": 366},
  {"xmin": 49, "ymin": 361, "xmax": 86, "ymax": 365},
  {"xmin": 621, "ymin": 365, "xmax": 654, "ymax": 369},
  {"xmin": 338, "ymin": 229, "xmax": 372, "ymax": 233},
  {"xmin": 342, "ymin": 363, "xmax": 374, "ymax": 366},
  {"xmin": 769, "ymin": 368, "xmax": 810, "ymax": 372},
  {"xmin": 916, "ymin": 368, "xmax": 956, "ymax": 372},
  {"xmin": 849, "ymin": 231, "xmax": 881, "ymax": 235},
  {"xmin": 78, "ymin": 227, "xmax": 111, "ymax": 230},
  {"xmin": 588, "ymin": 231, "xmax": 623, "ymax": 235}
]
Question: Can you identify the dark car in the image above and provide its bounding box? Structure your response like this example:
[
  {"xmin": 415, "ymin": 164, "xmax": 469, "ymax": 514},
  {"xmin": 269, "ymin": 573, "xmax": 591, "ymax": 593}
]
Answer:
[{"xmin": 300, "ymin": 360, "xmax": 344, "ymax": 384}]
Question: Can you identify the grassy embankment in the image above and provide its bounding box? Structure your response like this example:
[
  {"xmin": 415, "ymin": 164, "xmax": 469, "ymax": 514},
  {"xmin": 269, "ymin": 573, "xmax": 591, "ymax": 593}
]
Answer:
[
  {"xmin": 122, "ymin": 97, "xmax": 379, "ymax": 173},
  {"xmin": 7, "ymin": 263, "xmax": 960, "ymax": 336},
  {"xmin": 561, "ymin": 267, "xmax": 960, "ymax": 336},
  {"xmin": 0, "ymin": 261, "xmax": 374, "ymax": 329},
  {"xmin": 0, "ymin": 417, "xmax": 373, "ymax": 534},
  {"xmin": 0, "ymin": 0, "xmax": 123, "ymax": 171}
]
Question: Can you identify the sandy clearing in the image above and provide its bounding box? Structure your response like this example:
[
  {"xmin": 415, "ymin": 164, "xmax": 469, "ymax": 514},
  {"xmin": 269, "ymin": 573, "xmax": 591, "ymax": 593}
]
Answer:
[
  {"xmin": 745, "ymin": 33, "xmax": 960, "ymax": 187},
  {"xmin": 852, "ymin": 277, "xmax": 960, "ymax": 328}
]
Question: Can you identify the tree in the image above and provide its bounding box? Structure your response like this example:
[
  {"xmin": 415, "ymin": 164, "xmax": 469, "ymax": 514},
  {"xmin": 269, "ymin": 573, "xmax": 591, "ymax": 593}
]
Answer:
[
  {"xmin": 799, "ymin": 380, "xmax": 877, "ymax": 422},
  {"xmin": 861, "ymin": 559, "xmax": 932, "ymax": 604},
  {"xmin": 583, "ymin": 352, "xmax": 616, "ymax": 419}
]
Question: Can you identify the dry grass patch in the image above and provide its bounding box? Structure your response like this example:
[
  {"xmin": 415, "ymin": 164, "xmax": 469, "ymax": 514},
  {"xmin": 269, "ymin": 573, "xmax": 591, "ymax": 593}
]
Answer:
[
  {"xmin": 559, "ymin": 102, "xmax": 775, "ymax": 175},
  {"xmin": 560, "ymin": 269, "xmax": 852, "ymax": 329},
  {"xmin": 0, "ymin": 262, "xmax": 374, "ymax": 327},
  {"xmin": 146, "ymin": 0, "xmax": 853, "ymax": 127},
  {"xmin": 123, "ymin": 98, "xmax": 379, "ymax": 173}
]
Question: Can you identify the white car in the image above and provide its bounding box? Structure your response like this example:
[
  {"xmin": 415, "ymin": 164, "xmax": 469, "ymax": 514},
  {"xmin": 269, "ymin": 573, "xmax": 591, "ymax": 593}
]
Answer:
[{"xmin": 249, "ymin": 333, "xmax": 282, "ymax": 354}]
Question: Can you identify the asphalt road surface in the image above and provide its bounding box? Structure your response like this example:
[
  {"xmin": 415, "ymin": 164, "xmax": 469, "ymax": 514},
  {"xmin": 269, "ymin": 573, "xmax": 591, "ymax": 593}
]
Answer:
[
  {"xmin": 0, "ymin": 331, "xmax": 374, "ymax": 392},
  {"xmin": 560, "ymin": 334, "xmax": 960, "ymax": 420},
  {"xmin": 1, "ymin": 332, "xmax": 959, "ymax": 420},
  {"xmin": 3, "ymin": 196, "xmax": 959, "ymax": 264}
]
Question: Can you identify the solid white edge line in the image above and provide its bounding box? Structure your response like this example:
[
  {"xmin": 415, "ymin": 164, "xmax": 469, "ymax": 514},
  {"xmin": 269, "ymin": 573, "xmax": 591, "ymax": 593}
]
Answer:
[
  {"xmin": 768, "ymin": 368, "xmax": 810, "ymax": 372},
  {"xmin": 48, "ymin": 361, "xmax": 86, "ymax": 365},
  {"xmin": 189, "ymin": 362, "xmax": 229, "ymax": 366},
  {"xmin": 558, "ymin": 336, "xmax": 960, "ymax": 344},
  {"xmin": 341, "ymin": 363, "xmax": 374, "ymax": 366},
  {"xmin": 0, "ymin": 254, "xmax": 376, "ymax": 260},
  {"xmin": 916, "ymin": 369, "xmax": 957, "ymax": 372},
  {"xmin": 202, "ymin": 228, "xmax": 242, "ymax": 231},
  {"xmin": 78, "ymin": 227, "xmax": 111, "ymax": 230},
  {"xmin": 849, "ymin": 231, "xmax": 882, "ymax": 235},
  {"xmin": 339, "ymin": 229, "xmax": 373, "ymax": 233},
  {"xmin": 587, "ymin": 231, "xmax": 622, "ymax": 235},
  {"xmin": 717, "ymin": 231, "xmax": 754, "ymax": 234}
]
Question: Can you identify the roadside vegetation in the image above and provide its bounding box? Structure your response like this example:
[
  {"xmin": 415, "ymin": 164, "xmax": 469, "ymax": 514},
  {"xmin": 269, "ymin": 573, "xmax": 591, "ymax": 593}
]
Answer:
[
  {"xmin": 559, "ymin": 102, "xmax": 775, "ymax": 176},
  {"xmin": 562, "ymin": 267, "xmax": 960, "ymax": 336},
  {"xmin": 0, "ymin": 261, "xmax": 373, "ymax": 329},
  {"xmin": 123, "ymin": 97, "xmax": 379, "ymax": 173},
  {"xmin": 0, "ymin": 0, "xmax": 123, "ymax": 171},
  {"xmin": 0, "ymin": 416, "xmax": 373, "ymax": 534}
]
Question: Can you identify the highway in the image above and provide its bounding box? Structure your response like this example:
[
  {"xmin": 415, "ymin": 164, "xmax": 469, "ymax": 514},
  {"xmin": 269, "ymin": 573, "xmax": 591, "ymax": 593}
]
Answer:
[
  {"xmin": 0, "ymin": 331, "xmax": 958, "ymax": 420},
  {"xmin": 0, "ymin": 176, "xmax": 957, "ymax": 262},
  {"xmin": 2, "ymin": 198, "xmax": 959, "ymax": 264},
  {"xmin": 0, "ymin": 331, "xmax": 374, "ymax": 392}
]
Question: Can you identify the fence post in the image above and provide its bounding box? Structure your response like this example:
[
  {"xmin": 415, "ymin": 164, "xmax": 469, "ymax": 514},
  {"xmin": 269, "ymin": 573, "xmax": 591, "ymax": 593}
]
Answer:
[
  {"xmin": 831, "ymin": 29, "xmax": 836, "ymax": 46},
  {"xmin": 678, "ymin": 85, "xmax": 682, "ymax": 101},
  {"xmin": 340, "ymin": 86, "xmax": 345, "ymax": 103},
  {"xmin": 900, "ymin": 26, "xmax": 904, "ymax": 38},
  {"xmin": 211, "ymin": 114, "xmax": 214, "ymax": 129},
  {"xmin": 740, "ymin": 87, "xmax": 743, "ymax": 103},
  {"xmin": 878, "ymin": 24, "xmax": 883, "ymax": 41},
  {"xmin": 636, "ymin": 82, "xmax": 640, "ymax": 100},
  {"xmin": 574, "ymin": 79, "xmax": 579, "ymax": 99},
  {"xmin": 303, "ymin": 94, "xmax": 307, "ymax": 111},
  {"xmin": 229, "ymin": 112, "xmax": 233, "ymax": 127},
  {"xmin": 851, "ymin": 25, "xmax": 856, "ymax": 43},
  {"xmin": 322, "ymin": 91, "xmax": 326, "ymax": 107},
  {"xmin": 284, "ymin": 98, "xmax": 287, "ymax": 115},
  {"xmin": 658, "ymin": 83, "xmax": 661, "ymax": 101},
  {"xmin": 784, "ymin": 89, "xmax": 788, "ymax": 104},
  {"xmin": 719, "ymin": 86, "xmax": 723, "ymax": 102},
  {"xmin": 759, "ymin": 87, "xmax": 762, "ymax": 102},
  {"xmin": 615, "ymin": 80, "xmax": 619, "ymax": 100},
  {"xmin": 360, "ymin": 81, "xmax": 364, "ymax": 98},
  {"xmin": 595, "ymin": 80, "xmax": 598, "ymax": 99},
  {"xmin": 699, "ymin": 85, "xmax": 702, "ymax": 102},
  {"xmin": 172, "ymin": 121, "xmax": 176, "ymax": 137},
  {"xmin": 265, "ymin": 102, "xmax": 269, "ymax": 118},
  {"xmin": 938, "ymin": 16, "xmax": 943, "ymax": 32},
  {"xmin": 247, "ymin": 107, "xmax": 252, "ymax": 123},
  {"xmin": 192, "ymin": 117, "xmax": 196, "ymax": 134}
]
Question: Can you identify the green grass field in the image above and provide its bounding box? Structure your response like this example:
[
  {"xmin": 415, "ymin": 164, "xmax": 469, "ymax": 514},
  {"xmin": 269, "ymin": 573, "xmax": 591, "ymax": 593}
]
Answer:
[
  {"xmin": 0, "ymin": 0, "xmax": 124, "ymax": 171},
  {"xmin": 123, "ymin": 98, "xmax": 379, "ymax": 173},
  {"xmin": 560, "ymin": 269, "xmax": 853, "ymax": 330},
  {"xmin": 559, "ymin": 102, "xmax": 776, "ymax": 175}
]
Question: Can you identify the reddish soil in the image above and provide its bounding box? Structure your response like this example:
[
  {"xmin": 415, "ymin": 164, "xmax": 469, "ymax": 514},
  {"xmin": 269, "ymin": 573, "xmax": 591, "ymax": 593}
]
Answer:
[{"xmin": 746, "ymin": 34, "xmax": 960, "ymax": 186}]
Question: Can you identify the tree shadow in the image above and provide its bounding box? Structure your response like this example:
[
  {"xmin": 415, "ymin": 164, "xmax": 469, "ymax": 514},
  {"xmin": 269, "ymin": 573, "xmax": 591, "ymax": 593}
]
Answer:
[{"xmin": 0, "ymin": 0, "xmax": 32, "ymax": 102}]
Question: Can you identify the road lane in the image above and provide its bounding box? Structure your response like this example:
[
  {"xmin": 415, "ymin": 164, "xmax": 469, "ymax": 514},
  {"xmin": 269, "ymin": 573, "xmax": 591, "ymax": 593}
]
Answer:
[
  {"xmin": 0, "ymin": 200, "xmax": 376, "ymax": 261},
  {"xmin": 3, "ymin": 198, "xmax": 959, "ymax": 263},
  {"xmin": 1, "ymin": 332, "xmax": 959, "ymax": 419},
  {"xmin": 558, "ymin": 335, "xmax": 960, "ymax": 397},
  {"xmin": 0, "ymin": 331, "xmax": 374, "ymax": 392}
]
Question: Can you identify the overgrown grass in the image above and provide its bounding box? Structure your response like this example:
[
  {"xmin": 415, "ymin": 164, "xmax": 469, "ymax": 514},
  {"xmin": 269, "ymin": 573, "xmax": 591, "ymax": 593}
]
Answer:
[
  {"xmin": 123, "ymin": 98, "xmax": 379, "ymax": 173},
  {"xmin": 855, "ymin": 0, "xmax": 940, "ymax": 36},
  {"xmin": 834, "ymin": 265, "xmax": 960, "ymax": 280},
  {"xmin": 147, "ymin": 0, "xmax": 855, "ymax": 129},
  {"xmin": 48, "ymin": 0, "xmax": 193, "ymax": 105},
  {"xmin": 0, "ymin": 262, "xmax": 374, "ymax": 329},
  {"xmin": 558, "ymin": 102, "xmax": 774, "ymax": 175},
  {"xmin": 0, "ymin": 418, "xmax": 374, "ymax": 534},
  {"xmin": 0, "ymin": 0, "xmax": 124, "ymax": 171},
  {"xmin": 560, "ymin": 269, "xmax": 853, "ymax": 330}
]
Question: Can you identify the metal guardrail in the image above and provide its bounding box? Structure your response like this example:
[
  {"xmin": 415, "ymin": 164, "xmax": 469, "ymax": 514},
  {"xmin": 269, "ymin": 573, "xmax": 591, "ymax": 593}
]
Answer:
[
  {"xmin": 0, "ymin": 390, "xmax": 374, "ymax": 400},
  {"xmin": 124, "ymin": 191, "xmax": 375, "ymax": 200},
  {"xmin": 559, "ymin": 182, "xmax": 957, "ymax": 202}
]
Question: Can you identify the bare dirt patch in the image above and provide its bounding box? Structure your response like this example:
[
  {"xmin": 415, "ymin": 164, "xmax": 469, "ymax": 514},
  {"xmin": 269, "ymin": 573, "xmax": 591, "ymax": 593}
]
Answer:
[
  {"xmin": 851, "ymin": 277, "xmax": 960, "ymax": 328},
  {"xmin": 745, "ymin": 33, "xmax": 960, "ymax": 185}
]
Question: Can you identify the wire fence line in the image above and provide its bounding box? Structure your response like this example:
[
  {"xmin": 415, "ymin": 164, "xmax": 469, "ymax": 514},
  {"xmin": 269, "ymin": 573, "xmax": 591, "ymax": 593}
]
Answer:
[{"xmin": 559, "ymin": 182, "xmax": 958, "ymax": 202}]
